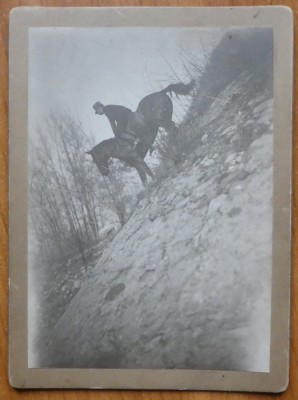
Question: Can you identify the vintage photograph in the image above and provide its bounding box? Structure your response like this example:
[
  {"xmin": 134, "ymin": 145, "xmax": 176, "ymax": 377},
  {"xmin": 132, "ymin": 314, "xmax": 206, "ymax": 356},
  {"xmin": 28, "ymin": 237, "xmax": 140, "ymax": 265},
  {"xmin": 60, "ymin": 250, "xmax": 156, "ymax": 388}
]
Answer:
[{"xmin": 27, "ymin": 25, "xmax": 274, "ymax": 372}]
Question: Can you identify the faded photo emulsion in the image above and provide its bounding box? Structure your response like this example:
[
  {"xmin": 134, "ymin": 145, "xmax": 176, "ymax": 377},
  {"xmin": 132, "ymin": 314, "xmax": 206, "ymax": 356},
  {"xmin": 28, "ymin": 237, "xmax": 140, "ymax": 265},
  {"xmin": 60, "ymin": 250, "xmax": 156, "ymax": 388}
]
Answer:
[{"xmin": 28, "ymin": 26, "xmax": 273, "ymax": 372}]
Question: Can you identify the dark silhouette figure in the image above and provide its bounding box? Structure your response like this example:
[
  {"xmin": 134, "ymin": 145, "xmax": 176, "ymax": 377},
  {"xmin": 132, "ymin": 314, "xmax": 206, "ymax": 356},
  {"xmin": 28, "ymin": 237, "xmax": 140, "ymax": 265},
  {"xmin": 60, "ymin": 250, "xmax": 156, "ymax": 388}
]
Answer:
[
  {"xmin": 86, "ymin": 138, "xmax": 154, "ymax": 185},
  {"xmin": 93, "ymin": 80, "xmax": 195, "ymax": 146},
  {"xmin": 89, "ymin": 80, "xmax": 195, "ymax": 184},
  {"xmin": 93, "ymin": 102, "xmax": 132, "ymax": 139}
]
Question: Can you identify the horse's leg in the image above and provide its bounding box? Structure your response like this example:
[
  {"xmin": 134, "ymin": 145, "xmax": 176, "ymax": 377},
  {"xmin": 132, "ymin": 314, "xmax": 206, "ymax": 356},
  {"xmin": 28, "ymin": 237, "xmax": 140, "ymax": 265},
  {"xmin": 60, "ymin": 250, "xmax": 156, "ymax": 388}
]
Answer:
[
  {"xmin": 128, "ymin": 153, "xmax": 153, "ymax": 185},
  {"xmin": 132, "ymin": 153, "xmax": 154, "ymax": 179},
  {"xmin": 165, "ymin": 120, "xmax": 179, "ymax": 136},
  {"xmin": 143, "ymin": 160, "xmax": 154, "ymax": 179},
  {"xmin": 134, "ymin": 164, "xmax": 148, "ymax": 186}
]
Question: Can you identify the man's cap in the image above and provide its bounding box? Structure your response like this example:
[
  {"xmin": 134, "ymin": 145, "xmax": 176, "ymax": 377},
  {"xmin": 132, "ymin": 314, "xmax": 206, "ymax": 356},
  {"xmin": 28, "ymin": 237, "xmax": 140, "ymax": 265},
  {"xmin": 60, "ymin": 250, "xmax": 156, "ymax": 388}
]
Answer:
[{"xmin": 93, "ymin": 101, "xmax": 104, "ymax": 110}]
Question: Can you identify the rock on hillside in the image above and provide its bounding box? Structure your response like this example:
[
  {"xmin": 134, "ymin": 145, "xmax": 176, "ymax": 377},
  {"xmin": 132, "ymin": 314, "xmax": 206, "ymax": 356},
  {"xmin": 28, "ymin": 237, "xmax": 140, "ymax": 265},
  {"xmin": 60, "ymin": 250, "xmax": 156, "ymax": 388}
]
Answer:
[{"xmin": 37, "ymin": 29, "xmax": 273, "ymax": 372}]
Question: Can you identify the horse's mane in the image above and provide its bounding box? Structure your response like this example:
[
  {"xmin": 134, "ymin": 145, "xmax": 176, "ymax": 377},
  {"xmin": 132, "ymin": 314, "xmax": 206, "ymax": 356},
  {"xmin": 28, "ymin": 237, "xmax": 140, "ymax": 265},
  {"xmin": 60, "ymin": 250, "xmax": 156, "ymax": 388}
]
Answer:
[{"xmin": 93, "ymin": 138, "xmax": 115, "ymax": 150}]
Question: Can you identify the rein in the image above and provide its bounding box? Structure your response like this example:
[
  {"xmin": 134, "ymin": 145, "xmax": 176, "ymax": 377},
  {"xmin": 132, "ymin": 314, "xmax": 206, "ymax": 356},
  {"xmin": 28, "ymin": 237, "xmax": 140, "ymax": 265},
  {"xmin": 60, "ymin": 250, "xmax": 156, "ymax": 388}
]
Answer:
[
  {"xmin": 100, "ymin": 164, "xmax": 110, "ymax": 172},
  {"xmin": 119, "ymin": 130, "xmax": 142, "ymax": 151},
  {"xmin": 114, "ymin": 139, "xmax": 122, "ymax": 157}
]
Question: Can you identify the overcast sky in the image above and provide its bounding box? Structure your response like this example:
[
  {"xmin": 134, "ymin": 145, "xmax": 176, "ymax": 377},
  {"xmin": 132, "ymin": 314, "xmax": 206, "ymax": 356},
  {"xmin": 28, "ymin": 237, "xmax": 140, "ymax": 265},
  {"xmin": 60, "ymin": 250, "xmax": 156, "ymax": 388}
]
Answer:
[{"xmin": 29, "ymin": 27, "xmax": 222, "ymax": 144}]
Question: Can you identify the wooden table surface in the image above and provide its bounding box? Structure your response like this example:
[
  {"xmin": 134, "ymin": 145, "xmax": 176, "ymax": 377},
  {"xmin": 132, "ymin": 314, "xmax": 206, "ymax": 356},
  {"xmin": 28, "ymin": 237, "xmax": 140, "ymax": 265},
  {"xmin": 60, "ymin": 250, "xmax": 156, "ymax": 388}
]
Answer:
[{"xmin": 1, "ymin": 0, "xmax": 297, "ymax": 399}]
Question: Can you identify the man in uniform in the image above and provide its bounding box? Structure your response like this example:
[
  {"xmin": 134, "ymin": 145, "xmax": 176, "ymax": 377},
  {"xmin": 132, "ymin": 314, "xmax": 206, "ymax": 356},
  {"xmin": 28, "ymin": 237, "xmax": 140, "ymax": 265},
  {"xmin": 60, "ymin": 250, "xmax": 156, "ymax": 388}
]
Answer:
[{"xmin": 93, "ymin": 101, "xmax": 133, "ymax": 139}]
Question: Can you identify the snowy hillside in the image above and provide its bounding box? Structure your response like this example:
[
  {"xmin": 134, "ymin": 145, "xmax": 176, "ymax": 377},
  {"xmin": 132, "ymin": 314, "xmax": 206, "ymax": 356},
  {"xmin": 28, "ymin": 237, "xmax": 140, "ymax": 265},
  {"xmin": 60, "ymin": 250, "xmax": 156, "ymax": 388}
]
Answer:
[{"xmin": 36, "ymin": 28, "xmax": 274, "ymax": 372}]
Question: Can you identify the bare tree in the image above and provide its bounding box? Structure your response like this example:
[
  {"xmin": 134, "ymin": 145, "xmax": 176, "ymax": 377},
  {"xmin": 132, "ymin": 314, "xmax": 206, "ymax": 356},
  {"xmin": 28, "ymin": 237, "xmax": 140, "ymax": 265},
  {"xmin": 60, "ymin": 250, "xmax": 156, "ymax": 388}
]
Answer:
[{"xmin": 29, "ymin": 111, "xmax": 131, "ymax": 265}]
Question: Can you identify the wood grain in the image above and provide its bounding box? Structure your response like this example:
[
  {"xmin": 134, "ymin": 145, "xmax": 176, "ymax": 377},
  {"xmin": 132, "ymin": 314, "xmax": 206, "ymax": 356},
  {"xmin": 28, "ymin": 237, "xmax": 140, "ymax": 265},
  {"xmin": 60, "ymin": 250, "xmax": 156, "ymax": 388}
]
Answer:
[{"xmin": 1, "ymin": 0, "xmax": 296, "ymax": 398}]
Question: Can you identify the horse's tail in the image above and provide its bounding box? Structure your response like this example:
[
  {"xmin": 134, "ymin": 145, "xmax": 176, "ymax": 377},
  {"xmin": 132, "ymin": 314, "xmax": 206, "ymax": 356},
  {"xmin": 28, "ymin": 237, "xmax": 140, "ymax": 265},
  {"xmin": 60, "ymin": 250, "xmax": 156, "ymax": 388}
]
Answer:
[{"xmin": 159, "ymin": 80, "xmax": 195, "ymax": 96}]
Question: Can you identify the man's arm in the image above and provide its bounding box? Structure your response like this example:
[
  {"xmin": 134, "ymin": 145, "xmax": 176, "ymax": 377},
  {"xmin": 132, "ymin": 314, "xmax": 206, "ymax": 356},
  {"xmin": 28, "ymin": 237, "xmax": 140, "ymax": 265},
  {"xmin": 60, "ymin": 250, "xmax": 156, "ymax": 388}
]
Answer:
[
  {"xmin": 104, "ymin": 105, "xmax": 131, "ymax": 137},
  {"xmin": 106, "ymin": 115, "xmax": 118, "ymax": 135}
]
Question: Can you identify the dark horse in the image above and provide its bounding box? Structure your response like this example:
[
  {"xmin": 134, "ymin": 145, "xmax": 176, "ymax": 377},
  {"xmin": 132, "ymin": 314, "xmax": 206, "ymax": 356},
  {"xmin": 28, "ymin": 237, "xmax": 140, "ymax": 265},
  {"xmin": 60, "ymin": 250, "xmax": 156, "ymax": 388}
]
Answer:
[
  {"xmin": 87, "ymin": 81, "xmax": 194, "ymax": 184},
  {"xmin": 86, "ymin": 138, "xmax": 154, "ymax": 185}
]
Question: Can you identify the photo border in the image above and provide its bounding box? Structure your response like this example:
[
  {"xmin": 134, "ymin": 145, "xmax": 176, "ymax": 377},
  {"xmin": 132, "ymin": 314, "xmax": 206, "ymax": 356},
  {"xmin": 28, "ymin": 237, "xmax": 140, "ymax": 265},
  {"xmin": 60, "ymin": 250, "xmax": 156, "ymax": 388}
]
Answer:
[{"xmin": 9, "ymin": 6, "xmax": 293, "ymax": 392}]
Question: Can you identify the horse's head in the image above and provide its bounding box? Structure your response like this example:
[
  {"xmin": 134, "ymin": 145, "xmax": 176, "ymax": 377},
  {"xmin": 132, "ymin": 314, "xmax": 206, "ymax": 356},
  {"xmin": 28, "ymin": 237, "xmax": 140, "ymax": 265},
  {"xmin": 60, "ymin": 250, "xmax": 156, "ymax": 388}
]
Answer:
[{"xmin": 86, "ymin": 148, "xmax": 110, "ymax": 176}]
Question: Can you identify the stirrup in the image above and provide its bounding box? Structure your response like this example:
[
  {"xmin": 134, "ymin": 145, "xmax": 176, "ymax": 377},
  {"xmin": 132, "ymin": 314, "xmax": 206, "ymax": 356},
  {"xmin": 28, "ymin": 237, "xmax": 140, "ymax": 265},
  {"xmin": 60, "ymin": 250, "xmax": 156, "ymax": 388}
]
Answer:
[{"xmin": 132, "ymin": 138, "xmax": 140, "ymax": 150}]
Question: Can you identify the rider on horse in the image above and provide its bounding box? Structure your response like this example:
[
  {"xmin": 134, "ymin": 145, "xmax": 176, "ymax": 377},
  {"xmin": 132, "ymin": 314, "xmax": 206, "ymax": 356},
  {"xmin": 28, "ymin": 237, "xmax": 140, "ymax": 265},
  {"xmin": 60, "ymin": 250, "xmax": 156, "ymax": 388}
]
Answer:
[
  {"xmin": 93, "ymin": 81, "xmax": 195, "ymax": 156},
  {"xmin": 93, "ymin": 101, "xmax": 141, "ymax": 149}
]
